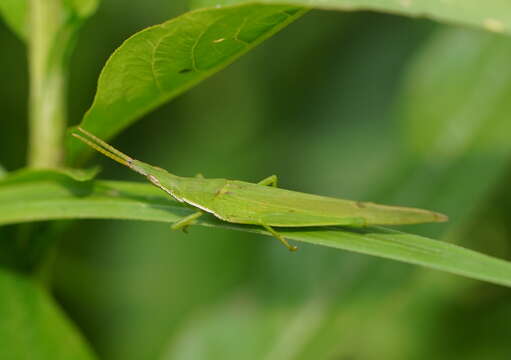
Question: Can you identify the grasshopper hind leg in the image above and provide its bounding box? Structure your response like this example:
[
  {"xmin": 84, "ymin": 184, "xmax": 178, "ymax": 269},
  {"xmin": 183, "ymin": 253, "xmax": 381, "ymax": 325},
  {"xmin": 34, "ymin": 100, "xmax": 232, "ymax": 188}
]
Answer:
[{"xmin": 261, "ymin": 225, "xmax": 297, "ymax": 252}]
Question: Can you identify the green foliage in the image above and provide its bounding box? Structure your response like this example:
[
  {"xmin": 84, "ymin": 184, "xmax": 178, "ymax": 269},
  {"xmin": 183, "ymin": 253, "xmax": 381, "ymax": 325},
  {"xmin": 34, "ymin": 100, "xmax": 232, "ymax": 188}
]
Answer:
[
  {"xmin": 0, "ymin": 170, "xmax": 187, "ymax": 226},
  {"xmin": 2, "ymin": 0, "xmax": 511, "ymax": 359},
  {"xmin": 2, "ymin": 170, "xmax": 511, "ymax": 287},
  {"xmin": 393, "ymin": 28, "xmax": 511, "ymax": 228},
  {"xmin": 402, "ymin": 29, "xmax": 511, "ymax": 157},
  {"xmin": 69, "ymin": 4, "xmax": 305, "ymax": 161},
  {"xmin": 0, "ymin": 269, "xmax": 96, "ymax": 359}
]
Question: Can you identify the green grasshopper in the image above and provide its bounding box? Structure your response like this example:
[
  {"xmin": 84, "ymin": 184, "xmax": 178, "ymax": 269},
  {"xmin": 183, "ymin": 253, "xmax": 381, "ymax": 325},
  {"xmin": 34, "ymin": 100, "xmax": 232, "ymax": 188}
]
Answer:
[{"xmin": 73, "ymin": 127, "xmax": 447, "ymax": 251}]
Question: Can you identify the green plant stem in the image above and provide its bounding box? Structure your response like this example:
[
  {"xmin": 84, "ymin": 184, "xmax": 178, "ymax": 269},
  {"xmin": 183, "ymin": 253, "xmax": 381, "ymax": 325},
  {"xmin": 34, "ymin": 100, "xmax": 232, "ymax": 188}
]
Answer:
[
  {"xmin": 28, "ymin": 0, "xmax": 68, "ymax": 168},
  {"xmin": 25, "ymin": 1, "xmax": 82, "ymax": 282}
]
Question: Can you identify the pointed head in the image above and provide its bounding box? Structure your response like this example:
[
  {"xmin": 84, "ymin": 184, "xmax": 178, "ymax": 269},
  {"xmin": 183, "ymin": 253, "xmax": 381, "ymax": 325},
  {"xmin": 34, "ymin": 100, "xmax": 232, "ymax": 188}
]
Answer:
[
  {"xmin": 72, "ymin": 127, "xmax": 169, "ymax": 177},
  {"xmin": 127, "ymin": 159, "xmax": 172, "ymax": 179},
  {"xmin": 72, "ymin": 127, "xmax": 182, "ymax": 199},
  {"xmin": 126, "ymin": 159, "xmax": 150, "ymax": 176}
]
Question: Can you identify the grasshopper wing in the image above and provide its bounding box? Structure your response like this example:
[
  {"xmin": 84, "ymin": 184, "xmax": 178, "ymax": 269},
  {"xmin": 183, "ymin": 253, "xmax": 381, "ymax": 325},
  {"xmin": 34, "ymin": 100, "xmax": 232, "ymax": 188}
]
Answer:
[{"xmin": 207, "ymin": 181, "xmax": 447, "ymax": 227}]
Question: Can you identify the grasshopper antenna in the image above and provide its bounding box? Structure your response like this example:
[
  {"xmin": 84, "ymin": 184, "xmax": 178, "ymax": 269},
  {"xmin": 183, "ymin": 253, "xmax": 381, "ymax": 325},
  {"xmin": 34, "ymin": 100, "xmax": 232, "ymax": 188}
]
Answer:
[{"xmin": 72, "ymin": 127, "xmax": 133, "ymax": 167}]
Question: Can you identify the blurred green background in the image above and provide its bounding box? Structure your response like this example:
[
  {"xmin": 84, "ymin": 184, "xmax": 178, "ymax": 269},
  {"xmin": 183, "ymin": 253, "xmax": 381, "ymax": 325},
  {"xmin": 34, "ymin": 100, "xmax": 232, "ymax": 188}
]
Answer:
[{"xmin": 2, "ymin": 1, "xmax": 511, "ymax": 359}]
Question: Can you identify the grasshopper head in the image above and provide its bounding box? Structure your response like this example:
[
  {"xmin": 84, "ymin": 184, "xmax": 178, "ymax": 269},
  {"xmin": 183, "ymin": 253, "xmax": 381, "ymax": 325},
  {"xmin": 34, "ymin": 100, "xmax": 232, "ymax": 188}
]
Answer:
[
  {"xmin": 72, "ymin": 128, "xmax": 179, "ymax": 189},
  {"xmin": 127, "ymin": 160, "xmax": 175, "ymax": 180},
  {"xmin": 129, "ymin": 159, "xmax": 182, "ymax": 201},
  {"xmin": 126, "ymin": 159, "xmax": 150, "ymax": 176}
]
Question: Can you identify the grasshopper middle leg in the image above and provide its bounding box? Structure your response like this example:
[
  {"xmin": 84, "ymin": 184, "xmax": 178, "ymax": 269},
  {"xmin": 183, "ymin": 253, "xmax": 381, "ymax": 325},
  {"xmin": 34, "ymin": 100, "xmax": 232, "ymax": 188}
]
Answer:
[
  {"xmin": 171, "ymin": 211, "xmax": 203, "ymax": 232},
  {"xmin": 262, "ymin": 225, "xmax": 297, "ymax": 251}
]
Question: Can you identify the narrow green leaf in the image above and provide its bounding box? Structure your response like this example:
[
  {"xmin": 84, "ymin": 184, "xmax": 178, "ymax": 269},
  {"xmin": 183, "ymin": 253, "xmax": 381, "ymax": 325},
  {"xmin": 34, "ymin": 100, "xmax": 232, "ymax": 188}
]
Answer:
[
  {"xmin": 3, "ymin": 167, "xmax": 100, "ymax": 183},
  {"xmin": 0, "ymin": 172, "xmax": 195, "ymax": 225},
  {"xmin": 1, "ymin": 171, "xmax": 511, "ymax": 287},
  {"xmin": 69, "ymin": 4, "xmax": 305, "ymax": 161},
  {"xmin": 0, "ymin": 268, "xmax": 96, "ymax": 359},
  {"xmin": 0, "ymin": 0, "xmax": 27, "ymax": 39},
  {"xmin": 194, "ymin": 0, "xmax": 511, "ymax": 36}
]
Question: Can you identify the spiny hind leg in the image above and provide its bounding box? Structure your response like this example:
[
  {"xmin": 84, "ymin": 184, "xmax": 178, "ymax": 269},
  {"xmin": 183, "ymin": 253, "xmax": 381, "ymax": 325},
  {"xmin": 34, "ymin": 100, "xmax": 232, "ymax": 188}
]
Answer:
[
  {"xmin": 258, "ymin": 175, "xmax": 278, "ymax": 187},
  {"xmin": 171, "ymin": 211, "xmax": 203, "ymax": 232},
  {"xmin": 261, "ymin": 225, "xmax": 297, "ymax": 252}
]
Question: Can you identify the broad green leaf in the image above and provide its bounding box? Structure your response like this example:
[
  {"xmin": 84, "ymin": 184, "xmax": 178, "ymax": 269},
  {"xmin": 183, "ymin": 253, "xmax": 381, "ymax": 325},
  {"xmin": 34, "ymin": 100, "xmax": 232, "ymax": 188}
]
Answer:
[
  {"xmin": 1, "ymin": 171, "xmax": 511, "ymax": 287},
  {"xmin": 194, "ymin": 0, "xmax": 511, "ymax": 36},
  {"xmin": 0, "ymin": 0, "xmax": 27, "ymax": 39},
  {"xmin": 0, "ymin": 268, "xmax": 96, "ymax": 359},
  {"xmin": 69, "ymin": 4, "xmax": 306, "ymax": 161}
]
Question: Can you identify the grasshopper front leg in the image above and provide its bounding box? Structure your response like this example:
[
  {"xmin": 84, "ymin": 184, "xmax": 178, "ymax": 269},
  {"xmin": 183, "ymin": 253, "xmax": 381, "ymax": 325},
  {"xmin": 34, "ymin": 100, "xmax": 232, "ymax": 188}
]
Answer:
[
  {"xmin": 258, "ymin": 175, "xmax": 278, "ymax": 187},
  {"xmin": 262, "ymin": 225, "xmax": 297, "ymax": 251},
  {"xmin": 171, "ymin": 211, "xmax": 203, "ymax": 232}
]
